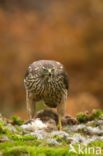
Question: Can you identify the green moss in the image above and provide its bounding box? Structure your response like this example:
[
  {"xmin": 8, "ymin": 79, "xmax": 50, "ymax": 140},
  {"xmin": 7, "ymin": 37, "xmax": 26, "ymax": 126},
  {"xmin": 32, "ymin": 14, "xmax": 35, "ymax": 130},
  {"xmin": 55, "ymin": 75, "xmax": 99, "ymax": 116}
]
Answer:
[
  {"xmin": 15, "ymin": 126, "xmax": 21, "ymax": 132},
  {"xmin": 0, "ymin": 120, "xmax": 5, "ymax": 133},
  {"xmin": 3, "ymin": 147, "xmax": 30, "ymax": 156},
  {"xmin": 12, "ymin": 116, "xmax": 24, "ymax": 125},
  {"xmin": 89, "ymin": 140, "xmax": 103, "ymax": 155},
  {"xmin": 0, "ymin": 120, "xmax": 5, "ymax": 126},
  {"xmin": 89, "ymin": 140, "xmax": 103, "ymax": 148},
  {"xmin": 76, "ymin": 113, "xmax": 88, "ymax": 123},
  {"xmin": 0, "ymin": 124, "xmax": 4, "ymax": 133},
  {"xmin": 2, "ymin": 145, "xmax": 72, "ymax": 156},
  {"xmin": 0, "ymin": 111, "xmax": 103, "ymax": 156},
  {"xmin": 0, "ymin": 138, "xmax": 103, "ymax": 156},
  {"xmin": 10, "ymin": 135, "xmax": 37, "ymax": 141},
  {"xmin": 76, "ymin": 109, "xmax": 103, "ymax": 123},
  {"xmin": 53, "ymin": 135, "xmax": 70, "ymax": 145},
  {"xmin": 91, "ymin": 109, "xmax": 103, "ymax": 119},
  {"xmin": 0, "ymin": 124, "xmax": 9, "ymax": 134},
  {"xmin": 2, "ymin": 142, "xmax": 103, "ymax": 156}
]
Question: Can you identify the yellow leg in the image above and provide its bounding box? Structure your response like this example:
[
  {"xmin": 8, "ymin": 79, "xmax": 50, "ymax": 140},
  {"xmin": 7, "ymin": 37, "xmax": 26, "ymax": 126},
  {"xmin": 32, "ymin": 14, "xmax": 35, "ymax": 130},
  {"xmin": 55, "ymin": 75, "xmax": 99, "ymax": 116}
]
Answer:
[
  {"xmin": 26, "ymin": 91, "xmax": 36, "ymax": 120},
  {"xmin": 57, "ymin": 115, "xmax": 62, "ymax": 130},
  {"xmin": 57, "ymin": 100, "xmax": 66, "ymax": 130}
]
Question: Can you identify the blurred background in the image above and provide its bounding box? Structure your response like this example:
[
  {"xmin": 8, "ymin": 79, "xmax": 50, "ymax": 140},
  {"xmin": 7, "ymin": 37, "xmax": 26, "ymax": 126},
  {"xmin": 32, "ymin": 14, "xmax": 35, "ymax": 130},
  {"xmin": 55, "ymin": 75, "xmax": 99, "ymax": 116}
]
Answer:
[{"xmin": 0, "ymin": 0, "xmax": 103, "ymax": 119}]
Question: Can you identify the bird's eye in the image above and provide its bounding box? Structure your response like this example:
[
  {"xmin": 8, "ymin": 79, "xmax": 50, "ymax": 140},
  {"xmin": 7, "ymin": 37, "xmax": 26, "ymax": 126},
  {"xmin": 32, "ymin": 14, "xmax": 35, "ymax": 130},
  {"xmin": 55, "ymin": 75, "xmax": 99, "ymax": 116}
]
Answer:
[{"xmin": 42, "ymin": 67, "xmax": 47, "ymax": 72}]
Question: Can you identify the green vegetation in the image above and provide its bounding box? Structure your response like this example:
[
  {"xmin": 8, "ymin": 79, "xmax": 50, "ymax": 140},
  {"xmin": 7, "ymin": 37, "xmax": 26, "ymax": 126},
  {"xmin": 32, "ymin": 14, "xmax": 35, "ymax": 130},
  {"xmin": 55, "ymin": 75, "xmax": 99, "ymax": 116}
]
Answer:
[
  {"xmin": 76, "ymin": 113, "xmax": 87, "ymax": 123},
  {"xmin": 1, "ymin": 143, "xmax": 70, "ymax": 156},
  {"xmin": 76, "ymin": 109, "xmax": 103, "ymax": 123},
  {"xmin": 0, "ymin": 112, "xmax": 103, "ymax": 155},
  {"xmin": 53, "ymin": 135, "xmax": 70, "ymax": 145},
  {"xmin": 1, "ymin": 140, "xmax": 103, "ymax": 156},
  {"xmin": 12, "ymin": 116, "xmax": 24, "ymax": 125}
]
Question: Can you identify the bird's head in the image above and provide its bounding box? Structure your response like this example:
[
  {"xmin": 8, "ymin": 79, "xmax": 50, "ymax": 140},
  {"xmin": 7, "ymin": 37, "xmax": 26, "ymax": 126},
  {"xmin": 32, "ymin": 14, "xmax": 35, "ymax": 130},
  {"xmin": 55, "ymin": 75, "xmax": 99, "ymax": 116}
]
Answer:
[{"xmin": 41, "ymin": 66, "xmax": 55, "ymax": 81}]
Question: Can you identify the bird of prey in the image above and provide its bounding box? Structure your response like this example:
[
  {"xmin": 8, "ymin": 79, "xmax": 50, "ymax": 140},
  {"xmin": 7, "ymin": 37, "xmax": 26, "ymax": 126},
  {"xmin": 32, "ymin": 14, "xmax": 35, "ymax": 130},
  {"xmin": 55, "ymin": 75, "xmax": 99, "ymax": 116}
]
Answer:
[{"xmin": 24, "ymin": 60, "xmax": 69, "ymax": 130}]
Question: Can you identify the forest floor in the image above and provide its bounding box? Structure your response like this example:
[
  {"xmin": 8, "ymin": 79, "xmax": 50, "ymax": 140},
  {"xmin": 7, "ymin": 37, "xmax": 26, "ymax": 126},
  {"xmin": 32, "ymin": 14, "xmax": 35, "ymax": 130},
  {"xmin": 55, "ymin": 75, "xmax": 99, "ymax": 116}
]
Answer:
[{"xmin": 0, "ymin": 109, "xmax": 103, "ymax": 156}]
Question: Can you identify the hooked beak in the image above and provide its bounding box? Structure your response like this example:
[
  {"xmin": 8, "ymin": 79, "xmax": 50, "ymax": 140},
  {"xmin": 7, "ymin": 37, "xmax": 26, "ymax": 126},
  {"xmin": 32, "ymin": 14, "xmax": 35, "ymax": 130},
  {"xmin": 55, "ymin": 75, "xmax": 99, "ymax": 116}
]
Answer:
[{"xmin": 48, "ymin": 69, "xmax": 52, "ymax": 76}]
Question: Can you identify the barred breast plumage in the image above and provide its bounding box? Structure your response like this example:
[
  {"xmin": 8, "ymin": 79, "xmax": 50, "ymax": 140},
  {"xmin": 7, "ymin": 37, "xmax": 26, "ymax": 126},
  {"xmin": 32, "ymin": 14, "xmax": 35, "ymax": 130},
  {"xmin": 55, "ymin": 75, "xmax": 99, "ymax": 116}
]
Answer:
[
  {"xmin": 24, "ymin": 60, "xmax": 69, "ymax": 129},
  {"xmin": 24, "ymin": 60, "xmax": 69, "ymax": 107}
]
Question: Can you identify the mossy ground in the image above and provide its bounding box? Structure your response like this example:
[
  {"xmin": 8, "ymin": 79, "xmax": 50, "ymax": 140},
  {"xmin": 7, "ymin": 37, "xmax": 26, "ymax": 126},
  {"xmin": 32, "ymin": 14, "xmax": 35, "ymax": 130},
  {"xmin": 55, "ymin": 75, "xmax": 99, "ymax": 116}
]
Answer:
[
  {"xmin": 1, "ymin": 140, "xmax": 103, "ymax": 156},
  {"xmin": 0, "ymin": 110, "xmax": 103, "ymax": 156}
]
